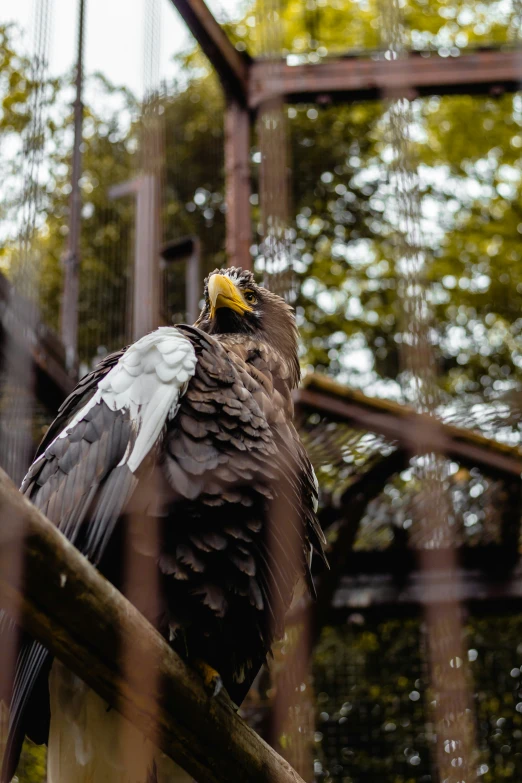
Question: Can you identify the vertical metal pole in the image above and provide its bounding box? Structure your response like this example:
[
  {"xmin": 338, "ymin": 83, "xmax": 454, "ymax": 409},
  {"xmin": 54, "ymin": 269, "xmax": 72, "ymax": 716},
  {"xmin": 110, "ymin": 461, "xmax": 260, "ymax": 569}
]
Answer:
[
  {"xmin": 61, "ymin": 0, "xmax": 85, "ymax": 376},
  {"xmin": 108, "ymin": 174, "xmax": 161, "ymax": 341},
  {"xmin": 133, "ymin": 174, "xmax": 161, "ymax": 340},
  {"xmin": 225, "ymin": 100, "xmax": 252, "ymax": 269},
  {"xmin": 186, "ymin": 238, "xmax": 200, "ymax": 324}
]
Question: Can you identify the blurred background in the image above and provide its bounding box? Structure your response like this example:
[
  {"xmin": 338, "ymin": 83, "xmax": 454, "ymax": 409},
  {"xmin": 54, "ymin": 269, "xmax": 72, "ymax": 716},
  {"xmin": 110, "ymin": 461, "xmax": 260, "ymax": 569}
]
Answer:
[{"xmin": 3, "ymin": 0, "xmax": 522, "ymax": 781}]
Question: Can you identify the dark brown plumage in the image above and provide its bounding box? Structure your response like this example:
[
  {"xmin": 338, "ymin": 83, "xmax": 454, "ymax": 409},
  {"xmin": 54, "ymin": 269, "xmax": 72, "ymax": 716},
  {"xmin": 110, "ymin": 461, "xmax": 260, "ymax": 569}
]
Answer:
[{"xmin": 0, "ymin": 267, "xmax": 326, "ymax": 783}]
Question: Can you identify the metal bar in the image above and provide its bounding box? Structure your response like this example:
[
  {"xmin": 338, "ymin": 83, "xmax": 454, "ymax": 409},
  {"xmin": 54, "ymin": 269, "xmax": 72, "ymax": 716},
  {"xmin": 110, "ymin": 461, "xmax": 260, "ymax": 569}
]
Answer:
[
  {"xmin": 186, "ymin": 237, "xmax": 201, "ymax": 323},
  {"xmin": 269, "ymin": 451, "xmax": 408, "ymax": 733},
  {"xmin": 61, "ymin": 0, "xmax": 85, "ymax": 377},
  {"xmin": 168, "ymin": 0, "xmax": 250, "ymax": 104},
  {"xmin": 249, "ymin": 49, "xmax": 522, "ymax": 108},
  {"xmin": 134, "ymin": 174, "xmax": 161, "ymax": 339},
  {"xmin": 109, "ymin": 176, "xmax": 161, "ymax": 340},
  {"xmin": 225, "ymin": 101, "xmax": 252, "ymax": 269}
]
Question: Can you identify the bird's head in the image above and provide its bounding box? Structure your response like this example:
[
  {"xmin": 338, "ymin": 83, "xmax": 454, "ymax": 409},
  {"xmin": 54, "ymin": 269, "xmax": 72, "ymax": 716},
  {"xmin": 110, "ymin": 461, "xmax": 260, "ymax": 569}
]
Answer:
[{"xmin": 195, "ymin": 267, "xmax": 300, "ymax": 386}]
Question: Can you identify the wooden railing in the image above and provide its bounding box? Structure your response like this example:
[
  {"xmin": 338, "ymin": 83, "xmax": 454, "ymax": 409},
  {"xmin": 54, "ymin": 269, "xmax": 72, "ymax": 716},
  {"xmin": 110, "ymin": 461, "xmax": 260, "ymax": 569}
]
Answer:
[{"xmin": 0, "ymin": 468, "xmax": 304, "ymax": 783}]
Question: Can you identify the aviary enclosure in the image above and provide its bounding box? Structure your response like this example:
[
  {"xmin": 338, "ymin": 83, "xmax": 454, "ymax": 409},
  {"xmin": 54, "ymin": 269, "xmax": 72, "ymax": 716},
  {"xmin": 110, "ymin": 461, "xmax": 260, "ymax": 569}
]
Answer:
[{"xmin": 1, "ymin": 0, "xmax": 522, "ymax": 781}]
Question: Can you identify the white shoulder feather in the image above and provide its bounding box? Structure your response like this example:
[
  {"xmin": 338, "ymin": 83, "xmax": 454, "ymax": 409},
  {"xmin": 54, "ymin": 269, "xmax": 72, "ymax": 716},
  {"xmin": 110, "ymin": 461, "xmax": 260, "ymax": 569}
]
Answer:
[{"xmin": 57, "ymin": 327, "xmax": 197, "ymax": 474}]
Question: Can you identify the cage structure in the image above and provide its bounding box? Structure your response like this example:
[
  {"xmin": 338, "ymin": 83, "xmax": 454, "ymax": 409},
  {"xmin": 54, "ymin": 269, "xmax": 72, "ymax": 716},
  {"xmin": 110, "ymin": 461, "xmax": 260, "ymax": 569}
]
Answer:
[
  {"xmin": 2, "ymin": 1, "xmax": 522, "ymax": 782},
  {"xmin": 165, "ymin": 4, "xmax": 522, "ymax": 781}
]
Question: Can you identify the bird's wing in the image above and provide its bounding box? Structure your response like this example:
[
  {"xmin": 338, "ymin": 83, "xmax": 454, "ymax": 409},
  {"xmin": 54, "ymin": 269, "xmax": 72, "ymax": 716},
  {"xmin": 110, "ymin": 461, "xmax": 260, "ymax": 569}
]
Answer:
[
  {"xmin": 22, "ymin": 327, "xmax": 197, "ymax": 561},
  {"xmin": 33, "ymin": 349, "xmax": 125, "ymax": 459},
  {"xmin": 1, "ymin": 327, "xmax": 197, "ymax": 783}
]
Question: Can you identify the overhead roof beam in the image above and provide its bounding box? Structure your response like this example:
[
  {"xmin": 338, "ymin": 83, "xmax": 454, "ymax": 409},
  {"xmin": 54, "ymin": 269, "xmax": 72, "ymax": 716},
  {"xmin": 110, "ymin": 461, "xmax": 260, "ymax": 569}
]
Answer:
[
  {"xmin": 249, "ymin": 49, "xmax": 522, "ymax": 108},
  {"xmin": 169, "ymin": 0, "xmax": 250, "ymax": 105}
]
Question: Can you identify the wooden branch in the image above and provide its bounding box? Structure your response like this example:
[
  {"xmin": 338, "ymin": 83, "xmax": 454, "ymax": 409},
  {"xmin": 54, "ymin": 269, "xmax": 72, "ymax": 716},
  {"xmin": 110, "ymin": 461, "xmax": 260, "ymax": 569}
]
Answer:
[
  {"xmin": 294, "ymin": 374, "xmax": 522, "ymax": 478},
  {"xmin": 169, "ymin": 0, "xmax": 250, "ymax": 104},
  {"xmin": 314, "ymin": 449, "xmax": 409, "ymax": 632},
  {"xmin": 0, "ymin": 469, "xmax": 304, "ymax": 783},
  {"xmin": 329, "ymin": 555, "xmax": 522, "ymax": 613}
]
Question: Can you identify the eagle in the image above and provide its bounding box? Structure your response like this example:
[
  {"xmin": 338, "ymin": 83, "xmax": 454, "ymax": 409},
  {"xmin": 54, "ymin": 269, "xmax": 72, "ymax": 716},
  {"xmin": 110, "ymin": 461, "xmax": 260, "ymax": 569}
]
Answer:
[{"xmin": 0, "ymin": 267, "xmax": 326, "ymax": 783}]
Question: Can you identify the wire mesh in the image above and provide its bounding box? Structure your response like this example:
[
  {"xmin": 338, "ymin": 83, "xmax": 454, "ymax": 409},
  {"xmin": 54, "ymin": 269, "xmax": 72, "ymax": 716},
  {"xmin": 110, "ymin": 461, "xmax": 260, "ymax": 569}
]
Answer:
[
  {"xmin": 310, "ymin": 615, "xmax": 522, "ymax": 783},
  {"xmin": 380, "ymin": 0, "xmax": 479, "ymax": 778},
  {"xmin": 3, "ymin": 1, "xmax": 522, "ymax": 781},
  {"xmin": 0, "ymin": 0, "xmax": 54, "ymax": 485},
  {"xmin": 256, "ymin": 0, "xmax": 296, "ymax": 298}
]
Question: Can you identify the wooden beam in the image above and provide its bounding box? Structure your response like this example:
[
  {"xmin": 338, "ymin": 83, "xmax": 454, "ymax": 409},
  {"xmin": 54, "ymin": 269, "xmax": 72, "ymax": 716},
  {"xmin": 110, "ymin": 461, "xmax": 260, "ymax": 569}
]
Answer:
[
  {"xmin": 249, "ymin": 49, "xmax": 522, "ymax": 108},
  {"xmin": 225, "ymin": 101, "xmax": 252, "ymax": 268},
  {"xmin": 314, "ymin": 450, "xmax": 409, "ymax": 628},
  {"xmin": 326, "ymin": 544, "xmax": 521, "ymax": 576},
  {"xmin": 0, "ymin": 469, "xmax": 305, "ymax": 783},
  {"xmin": 294, "ymin": 374, "xmax": 522, "ymax": 479},
  {"xmin": 169, "ymin": 0, "xmax": 249, "ymax": 104},
  {"xmin": 330, "ymin": 556, "xmax": 522, "ymax": 613}
]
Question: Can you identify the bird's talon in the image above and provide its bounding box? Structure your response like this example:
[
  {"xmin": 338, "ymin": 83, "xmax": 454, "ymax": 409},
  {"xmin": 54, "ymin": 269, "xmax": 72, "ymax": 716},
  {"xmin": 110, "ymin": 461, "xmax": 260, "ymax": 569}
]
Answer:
[{"xmin": 195, "ymin": 660, "xmax": 223, "ymax": 697}]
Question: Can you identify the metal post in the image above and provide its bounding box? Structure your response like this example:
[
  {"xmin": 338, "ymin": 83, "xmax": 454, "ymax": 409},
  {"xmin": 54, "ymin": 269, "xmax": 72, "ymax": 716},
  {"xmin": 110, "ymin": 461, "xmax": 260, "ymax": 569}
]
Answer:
[
  {"xmin": 186, "ymin": 238, "xmax": 200, "ymax": 323},
  {"xmin": 109, "ymin": 176, "xmax": 161, "ymax": 341},
  {"xmin": 225, "ymin": 101, "xmax": 252, "ymax": 269},
  {"xmin": 61, "ymin": 0, "xmax": 85, "ymax": 376},
  {"xmin": 134, "ymin": 174, "xmax": 161, "ymax": 339},
  {"xmin": 159, "ymin": 236, "xmax": 201, "ymax": 325}
]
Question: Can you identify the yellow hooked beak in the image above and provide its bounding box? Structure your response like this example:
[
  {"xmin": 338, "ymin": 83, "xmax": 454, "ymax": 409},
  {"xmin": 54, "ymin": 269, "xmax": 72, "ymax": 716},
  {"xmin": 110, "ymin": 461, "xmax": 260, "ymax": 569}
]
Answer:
[{"xmin": 208, "ymin": 274, "xmax": 253, "ymax": 320}]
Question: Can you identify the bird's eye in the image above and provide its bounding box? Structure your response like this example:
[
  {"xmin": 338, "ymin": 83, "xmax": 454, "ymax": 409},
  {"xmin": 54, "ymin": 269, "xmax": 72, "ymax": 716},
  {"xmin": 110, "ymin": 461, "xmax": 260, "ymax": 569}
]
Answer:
[{"xmin": 244, "ymin": 291, "xmax": 257, "ymax": 304}]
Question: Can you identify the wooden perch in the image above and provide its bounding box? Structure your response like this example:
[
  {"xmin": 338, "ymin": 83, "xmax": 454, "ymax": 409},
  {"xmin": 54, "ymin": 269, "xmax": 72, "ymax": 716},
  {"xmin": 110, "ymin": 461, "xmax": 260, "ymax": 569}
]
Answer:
[{"xmin": 0, "ymin": 468, "xmax": 304, "ymax": 783}]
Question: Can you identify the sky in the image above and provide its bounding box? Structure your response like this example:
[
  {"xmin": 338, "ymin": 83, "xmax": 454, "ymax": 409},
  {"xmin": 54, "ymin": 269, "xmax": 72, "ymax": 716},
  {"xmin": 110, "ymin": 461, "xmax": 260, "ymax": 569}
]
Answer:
[{"xmin": 1, "ymin": 0, "xmax": 241, "ymax": 98}]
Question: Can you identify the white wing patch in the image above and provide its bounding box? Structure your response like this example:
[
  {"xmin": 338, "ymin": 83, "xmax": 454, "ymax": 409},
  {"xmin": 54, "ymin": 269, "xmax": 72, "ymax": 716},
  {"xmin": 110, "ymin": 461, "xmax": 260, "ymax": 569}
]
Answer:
[{"xmin": 57, "ymin": 327, "xmax": 197, "ymax": 474}]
